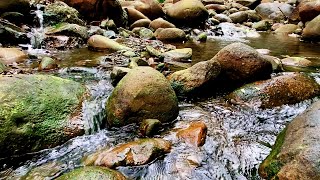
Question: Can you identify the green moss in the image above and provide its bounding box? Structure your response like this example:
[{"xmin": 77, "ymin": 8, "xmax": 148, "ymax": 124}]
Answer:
[{"xmin": 0, "ymin": 75, "xmax": 85, "ymax": 157}]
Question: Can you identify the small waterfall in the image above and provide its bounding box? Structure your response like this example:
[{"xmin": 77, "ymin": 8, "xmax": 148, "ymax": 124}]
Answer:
[{"xmin": 30, "ymin": 4, "xmax": 45, "ymax": 49}]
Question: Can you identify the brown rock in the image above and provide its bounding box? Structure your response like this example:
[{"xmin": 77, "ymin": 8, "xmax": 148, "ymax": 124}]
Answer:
[
  {"xmin": 155, "ymin": 28, "xmax": 186, "ymax": 41},
  {"xmin": 0, "ymin": 48, "xmax": 27, "ymax": 65},
  {"xmin": 149, "ymin": 18, "xmax": 176, "ymax": 30},
  {"xmin": 125, "ymin": 7, "xmax": 150, "ymax": 25},
  {"xmin": 177, "ymin": 121, "xmax": 208, "ymax": 147},
  {"xmin": 299, "ymin": 0, "xmax": 320, "ymax": 23},
  {"xmin": 130, "ymin": 18, "xmax": 151, "ymax": 29},
  {"xmin": 205, "ymin": 4, "xmax": 228, "ymax": 13},
  {"xmin": 302, "ymin": 14, "xmax": 320, "ymax": 41}
]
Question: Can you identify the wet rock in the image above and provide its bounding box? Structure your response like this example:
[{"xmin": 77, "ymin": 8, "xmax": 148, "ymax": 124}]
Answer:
[
  {"xmin": 163, "ymin": 48, "xmax": 192, "ymax": 62},
  {"xmin": 274, "ymin": 24, "xmax": 299, "ymax": 34},
  {"xmin": 165, "ymin": 0, "xmax": 208, "ymax": 26},
  {"xmin": 214, "ymin": 14, "xmax": 232, "ymax": 23},
  {"xmin": 213, "ymin": 42, "xmax": 272, "ymax": 85},
  {"xmin": 229, "ymin": 11, "xmax": 248, "ymax": 23},
  {"xmin": 44, "ymin": 1, "xmax": 84, "ymax": 26},
  {"xmin": 197, "ymin": 32, "xmax": 207, "ymax": 41},
  {"xmin": 259, "ymin": 100, "xmax": 320, "ymax": 180},
  {"xmin": 38, "ymin": 57, "xmax": 58, "ymax": 71},
  {"xmin": 176, "ymin": 121, "xmax": 207, "ymax": 147},
  {"xmin": 23, "ymin": 161, "xmax": 65, "ymax": 180},
  {"xmin": 299, "ymin": 0, "xmax": 320, "ymax": 23},
  {"xmin": 0, "ymin": 19, "xmax": 29, "ymax": 45},
  {"xmin": 0, "ymin": 74, "xmax": 86, "ymax": 157},
  {"xmin": 56, "ymin": 166, "xmax": 126, "ymax": 180},
  {"xmin": 0, "ymin": 0, "xmax": 30, "ymax": 15},
  {"xmin": 228, "ymin": 73, "xmax": 320, "ymax": 108},
  {"xmin": 130, "ymin": 19, "xmax": 151, "ymax": 29},
  {"xmin": 255, "ymin": 2, "xmax": 294, "ymax": 21},
  {"xmin": 149, "ymin": 18, "xmax": 175, "ymax": 31},
  {"xmin": 139, "ymin": 119, "xmax": 162, "ymax": 136},
  {"xmin": 88, "ymin": 35, "xmax": 132, "ymax": 51},
  {"xmin": 168, "ymin": 60, "xmax": 221, "ymax": 95},
  {"xmin": 139, "ymin": 27, "xmax": 154, "ymax": 39},
  {"xmin": 111, "ymin": 67, "xmax": 131, "ymax": 86},
  {"xmin": 252, "ymin": 20, "xmax": 271, "ymax": 31},
  {"xmin": 0, "ymin": 48, "xmax": 27, "ymax": 65},
  {"xmin": 45, "ymin": 23, "xmax": 89, "ymax": 40},
  {"xmin": 302, "ymin": 14, "xmax": 320, "ymax": 41},
  {"xmin": 280, "ymin": 56, "xmax": 313, "ymax": 72},
  {"xmin": 155, "ymin": 28, "xmax": 186, "ymax": 41},
  {"xmin": 62, "ymin": 0, "xmax": 127, "ymax": 27},
  {"xmin": 94, "ymin": 138, "xmax": 171, "ymax": 168},
  {"xmin": 106, "ymin": 67, "xmax": 179, "ymax": 127},
  {"xmin": 125, "ymin": 7, "xmax": 150, "ymax": 25}
]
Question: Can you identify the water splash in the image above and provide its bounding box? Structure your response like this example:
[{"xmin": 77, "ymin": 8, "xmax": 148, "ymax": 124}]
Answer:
[{"xmin": 30, "ymin": 4, "xmax": 45, "ymax": 49}]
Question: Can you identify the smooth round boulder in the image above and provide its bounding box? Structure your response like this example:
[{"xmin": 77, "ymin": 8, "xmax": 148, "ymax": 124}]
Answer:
[
  {"xmin": 259, "ymin": 100, "xmax": 320, "ymax": 180},
  {"xmin": 274, "ymin": 24, "xmax": 299, "ymax": 34},
  {"xmin": 0, "ymin": 48, "xmax": 27, "ymax": 65},
  {"xmin": 130, "ymin": 19, "xmax": 151, "ymax": 29},
  {"xmin": 88, "ymin": 35, "xmax": 132, "ymax": 51},
  {"xmin": 213, "ymin": 42, "xmax": 273, "ymax": 84},
  {"xmin": 135, "ymin": 0, "xmax": 165, "ymax": 20},
  {"xmin": 149, "ymin": 18, "xmax": 176, "ymax": 30},
  {"xmin": 106, "ymin": 67, "xmax": 179, "ymax": 127},
  {"xmin": 125, "ymin": 7, "xmax": 150, "ymax": 24},
  {"xmin": 227, "ymin": 73, "xmax": 320, "ymax": 108},
  {"xmin": 165, "ymin": 0, "xmax": 209, "ymax": 26},
  {"xmin": 56, "ymin": 166, "xmax": 126, "ymax": 180},
  {"xmin": 302, "ymin": 14, "xmax": 320, "ymax": 41},
  {"xmin": 155, "ymin": 28, "xmax": 186, "ymax": 41},
  {"xmin": 298, "ymin": 0, "xmax": 320, "ymax": 23},
  {"xmin": 229, "ymin": 11, "xmax": 249, "ymax": 23},
  {"xmin": 0, "ymin": 75, "xmax": 86, "ymax": 157}
]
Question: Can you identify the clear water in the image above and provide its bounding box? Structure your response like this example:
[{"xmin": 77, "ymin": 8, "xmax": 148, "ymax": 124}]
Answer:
[{"xmin": 1, "ymin": 32, "xmax": 320, "ymax": 180}]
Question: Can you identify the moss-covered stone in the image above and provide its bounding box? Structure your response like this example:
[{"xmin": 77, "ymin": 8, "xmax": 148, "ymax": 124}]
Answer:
[
  {"xmin": 45, "ymin": 23, "xmax": 88, "ymax": 39},
  {"xmin": 56, "ymin": 166, "xmax": 126, "ymax": 180},
  {"xmin": 0, "ymin": 74, "xmax": 86, "ymax": 157}
]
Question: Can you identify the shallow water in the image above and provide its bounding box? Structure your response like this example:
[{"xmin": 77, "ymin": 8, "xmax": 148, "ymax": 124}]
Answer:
[{"xmin": 1, "ymin": 33, "xmax": 320, "ymax": 180}]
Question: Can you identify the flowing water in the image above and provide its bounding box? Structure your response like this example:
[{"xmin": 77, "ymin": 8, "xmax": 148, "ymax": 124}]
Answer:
[{"xmin": 1, "ymin": 31, "xmax": 320, "ymax": 180}]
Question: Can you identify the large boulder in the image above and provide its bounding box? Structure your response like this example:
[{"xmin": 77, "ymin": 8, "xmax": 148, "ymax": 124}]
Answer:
[
  {"xmin": 168, "ymin": 60, "xmax": 221, "ymax": 95},
  {"xmin": 62, "ymin": 0, "xmax": 127, "ymax": 27},
  {"xmin": 227, "ymin": 73, "xmax": 320, "ymax": 108},
  {"xmin": 165, "ymin": 0, "xmax": 209, "ymax": 26},
  {"xmin": 302, "ymin": 14, "xmax": 320, "ymax": 41},
  {"xmin": 299, "ymin": 0, "xmax": 320, "ymax": 23},
  {"xmin": 0, "ymin": 48, "xmax": 27, "ymax": 64},
  {"xmin": 0, "ymin": 0, "xmax": 30, "ymax": 15},
  {"xmin": 88, "ymin": 35, "xmax": 132, "ymax": 51},
  {"xmin": 92, "ymin": 138, "xmax": 171, "ymax": 168},
  {"xmin": 56, "ymin": 166, "xmax": 126, "ymax": 180},
  {"xmin": 106, "ymin": 67, "xmax": 179, "ymax": 127},
  {"xmin": 0, "ymin": 75, "xmax": 86, "ymax": 157},
  {"xmin": 259, "ymin": 100, "xmax": 320, "ymax": 180},
  {"xmin": 212, "ymin": 42, "xmax": 273, "ymax": 85},
  {"xmin": 255, "ymin": 2, "xmax": 294, "ymax": 21},
  {"xmin": 0, "ymin": 19, "xmax": 29, "ymax": 45}
]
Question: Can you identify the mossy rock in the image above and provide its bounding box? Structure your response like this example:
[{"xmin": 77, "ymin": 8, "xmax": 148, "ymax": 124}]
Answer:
[
  {"xmin": 45, "ymin": 23, "xmax": 88, "ymax": 39},
  {"xmin": 0, "ymin": 74, "xmax": 86, "ymax": 157},
  {"xmin": 56, "ymin": 166, "xmax": 126, "ymax": 180}
]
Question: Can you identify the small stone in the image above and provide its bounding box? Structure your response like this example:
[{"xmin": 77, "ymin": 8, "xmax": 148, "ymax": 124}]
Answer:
[
  {"xmin": 38, "ymin": 57, "xmax": 58, "ymax": 71},
  {"xmin": 177, "ymin": 121, "xmax": 208, "ymax": 147},
  {"xmin": 139, "ymin": 119, "xmax": 162, "ymax": 136},
  {"xmin": 139, "ymin": 27, "xmax": 154, "ymax": 39},
  {"xmin": 163, "ymin": 48, "xmax": 192, "ymax": 62}
]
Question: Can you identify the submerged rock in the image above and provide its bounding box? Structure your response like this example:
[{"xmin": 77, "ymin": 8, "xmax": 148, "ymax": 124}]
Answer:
[
  {"xmin": 168, "ymin": 60, "xmax": 221, "ymax": 95},
  {"xmin": 0, "ymin": 74, "xmax": 86, "ymax": 157},
  {"xmin": 88, "ymin": 35, "xmax": 131, "ymax": 51},
  {"xmin": 302, "ymin": 14, "xmax": 320, "ymax": 41},
  {"xmin": 163, "ymin": 48, "xmax": 192, "ymax": 62},
  {"xmin": 176, "ymin": 121, "xmax": 207, "ymax": 147},
  {"xmin": 56, "ymin": 166, "xmax": 126, "ymax": 180},
  {"xmin": 259, "ymin": 100, "xmax": 320, "ymax": 180},
  {"xmin": 106, "ymin": 67, "xmax": 179, "ymax": 127},
  {"xmin": 93, "ymin": 138, "xmax": 171, "ymax": 168},
  {"xmin": 213, "ymin": 42, "xmax": 273, "ymax": 85},
  {"xmin": 228, "ymin": 73, "xmax": 320, "ymax": 108},
  {"xmin": 280, "ymin": 56, "xmax": 314, "ymax": 72}
]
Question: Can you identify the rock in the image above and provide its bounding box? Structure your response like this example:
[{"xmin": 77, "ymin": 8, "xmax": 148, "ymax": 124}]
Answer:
[
  {"xmin": 130, "ymin": 19, "xmax": 151, "ymax": 29},
  {"xmin": 111, "ymin": 67, "xmax": 131, "ymax": 86},
  {"xmin": 259, "ymin": 100, "xmax": 320, "ymax": 180},
  {"xmin": 299, "ymin": 0, "xmax": 320, "ymax": 23},
  {"xmin": 177, "ymin": 121, "xmax": 207, "ymax": 147},
  {"xmin": 23, "ymin": 162, "xmax": 65, "ymax": 180},
  {"xmin": 139, "ymin": 27, "xmax": 154, "ymax": 39},
  {"xmin": 228, "ymin": 73, "xmax": 320, "ymax": 108},
  {"xmin": 45, "ymin": 23, "xmax": 89, "ymax": 40},
  {"xmin": 139, "ymin": 119, "xmax": 162, "ymax": 136},
  {"xmin": 38, "ymin": 57, "xmax": 58, "ymax": 71},
  {"xmin": 146, "ymin": 45, "xmax": 163, "ymax": 58},
  {"xmin": 155, "ymin": 28, "xmax": 186, "ymax": 41},
  {"xmin": 214, "ymin": 14, "xmax": 232, "ymax": 23},
  {"xmin": 281, "ymin": 57, "xmax": 314, "ymax": 72},
  {"xmin": 229, "ymin": 11, "xmax": 248, "ymax": 23},
  {"xmin": 106, "ymin": 67, "xmax": 179, "ymax": 127},
  {"xmin": 205, "ymin": 4, "xmax": 228, "ymax": 13},
  {"xmin": 252, "ymin": 20, "xmax": 271, "ymax": 31},
  {"xmin": 235, "ymin": 0, "xmax": 258, "ymax": 7},
  {"xmin": 197, "ymin": 32, "xmax": 207, "ymax": 41},
  {"xmin": 163, "ymin": 48, "xmax": 192, "ymax": 62},
  {"xmin": 42, "ymin": 35, "xmax": 83, "ymax": 50},
  {"xmin": 302, "ymin": 14, "xmax": 320, "ymax": 41},
  {"xmin": 202, "ymin": 0, "xmax": 224, "ymax": 5},
  {"xmin": 125, "ymin": 7, "xmax": 150, "ymax": 25},
  {"xmin": 0, "ymin": 48, "xmax": 27, "ymax": 65},
  {"xmin": 44, "ymin": 1, "xmax": 84, "ymax": 26},
  {"xmin": 149, "ymin": 18, "xmax": 176, "ymax": 30},
  {"xmin": 62, "ymin": 0, "xmax": 127, "ymax": 27},
  {"xmin": 0, "ymin": 61, "xmax": 6, "ymax": 73},
  {"xmin": 274, "ymin": 24, "xmax": 298, "ymax": 34},
  {"xmin": 165, "ymin": 0, "xmax": 209, "ymax": 26},
  {"xmin": 213, "ymin": 42, "xmax": 273, "ymax": 85},
  {"xmin": 1, "ymin": 12, "xmax": 25, "ymax": 25},
  {"xmin": 0, "ymin": 0, "xmax": 30, "ymax": 15},
  {"xmin": 56, "ymin": 166, "xmax": 126, "ymax": 180},
  {"xmin": 88, "ymin": 35, "xmax": 132, "ymax": 51},
  {"xmin": 0, "ymin": 19, "xmax": 29, "ymax": 45},
  {"xmin": 168, "ymin": 60, "xmax": 221, "ymax": 95},
  {"xmin": 0, "ymin": 74, "xmax": 86, "ymax": 157},
  {"xmin": 255, "ymin": 2, "xmax": 294, "ymax": 21},
  {"xmin": 246, "ymin": 10, "xmax": 262, "ymax": 22},
  {"xmin": 94, "ymin": 138, "xmax": 171, "ymax": 167},
  {"xmin": 130, "ymin": 57, "xmax": 149, "ymax": 66},
  {"xmin": 100, "ymin": 19, "xmax": 117, "ymax": 31},
  {"xmin": 134, "ymin": 0, "xmax": 165, "ymax": 20}
]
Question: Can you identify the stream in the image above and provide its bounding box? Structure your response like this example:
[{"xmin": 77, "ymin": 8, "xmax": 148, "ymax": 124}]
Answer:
[{"xmin": 1, "ymin": 31, "xmax": 320, "ymax": 180}]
